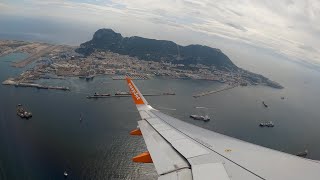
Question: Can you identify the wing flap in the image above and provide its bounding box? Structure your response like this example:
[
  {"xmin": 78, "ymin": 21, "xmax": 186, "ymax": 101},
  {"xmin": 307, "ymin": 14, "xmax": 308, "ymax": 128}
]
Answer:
[
  {"xmin": 192, "ymin": 163, "xmax": 230, "ymax": 180},
  {"xmin": 144, "ymin": 116, "xmax": 209, "ymax": 159},
  {"xmin": 138, "ymin": 120, "xmax": 191, "ymax": 176}
]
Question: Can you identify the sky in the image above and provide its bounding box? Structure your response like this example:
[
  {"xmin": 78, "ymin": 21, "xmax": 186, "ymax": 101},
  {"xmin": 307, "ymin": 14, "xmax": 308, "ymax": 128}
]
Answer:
[{"xmin": 0, "ymin": 0, "xmax": 319, "ymax": 68}]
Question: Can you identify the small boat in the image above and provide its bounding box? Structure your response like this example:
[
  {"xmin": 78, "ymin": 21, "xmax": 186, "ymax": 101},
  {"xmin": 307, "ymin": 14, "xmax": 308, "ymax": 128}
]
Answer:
[
  {"xmin": 259, "ymin": 121, "xmax": 274, "ymax": 127},
  {"xmin": 85, "ymin": 75, "xmax": 95, "ymax": 81},
  {"xmin": 16, "ymin": 104, "xmax": 32, "ymax": 119},
  {"xmin": 64, "ymin": 171, "xmax": 68, "ymax": 178},
  {"xmin": 296, "ymin": 150, "xmax": 308, "ymax": 158},
  {"xmin": 190, "ymin": 115, "xmax": 210, "ymax": 122},
  {"xmin": 262, "ymin": 101, "xmax": 268, "ymax": 108}
]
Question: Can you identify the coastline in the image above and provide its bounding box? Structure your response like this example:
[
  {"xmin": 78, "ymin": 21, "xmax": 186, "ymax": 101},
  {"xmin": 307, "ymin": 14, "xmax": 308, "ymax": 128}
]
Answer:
[{"xmin": 0, "ymin": 40, "xmax": 283, "ymax": 92}]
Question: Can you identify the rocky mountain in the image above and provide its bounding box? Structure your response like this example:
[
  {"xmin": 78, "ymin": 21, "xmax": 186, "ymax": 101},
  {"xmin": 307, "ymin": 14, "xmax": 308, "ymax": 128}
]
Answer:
[{"xmin": 76, "ymin": 29, "xmax": 238, "ymax": 70}]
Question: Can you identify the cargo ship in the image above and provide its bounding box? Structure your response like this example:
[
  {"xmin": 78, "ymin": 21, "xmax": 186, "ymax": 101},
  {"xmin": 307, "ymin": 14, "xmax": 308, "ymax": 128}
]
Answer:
[
  {"xmin": 115, "ymin": 91, "xmax": 131, "ymax": 96},
  {"xmin": 190, "ymin": 115, "xmax": 210, "ymax": 122},
  {"xmin": 93, "ymin": 92, "xmax": 111, "ymax": 97},
  {"xmin": 259, "ymin": 121, "xmax": 274, "ymax": 127}
]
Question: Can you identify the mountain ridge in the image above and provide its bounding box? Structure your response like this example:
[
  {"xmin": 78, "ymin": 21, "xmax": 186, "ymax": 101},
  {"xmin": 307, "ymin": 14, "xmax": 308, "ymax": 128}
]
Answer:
[{"xmin": 76, "ymin": 28, "xmax": 238, "ymax": 70}]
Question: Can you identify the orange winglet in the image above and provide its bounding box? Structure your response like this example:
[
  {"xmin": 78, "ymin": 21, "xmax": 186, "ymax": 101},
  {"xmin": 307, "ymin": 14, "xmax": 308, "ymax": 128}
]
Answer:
[
  {"xmin": 126, "ymin": 77, "xmax": 145, "ymax": 105},
  {"xmin": 130, "ymin": 129, "xmax": 142, "ymax": 136},
  {"xmin": 132, "ymin": 151, "xmax": 153, "ymax": 163}
]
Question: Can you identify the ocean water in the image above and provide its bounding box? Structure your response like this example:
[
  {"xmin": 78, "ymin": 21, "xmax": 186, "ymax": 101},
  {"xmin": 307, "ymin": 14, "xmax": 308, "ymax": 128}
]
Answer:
[{"xmin": 1, "ymin": 53, "xmax": 320, "ymax": 179}]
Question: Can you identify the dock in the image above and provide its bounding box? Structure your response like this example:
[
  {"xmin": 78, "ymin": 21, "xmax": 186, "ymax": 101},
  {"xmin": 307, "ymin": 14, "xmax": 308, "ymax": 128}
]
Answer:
[
  {"xmin": 112, "ymin": 75, "xmax": 149, "ymax": 80},
  {"xmin": 193, "ymin": 85, "xmax": 236, "ymax": 98},
  {"xmin": 87, "ymin": 92, "xmax": 175, "ymax": 99}
]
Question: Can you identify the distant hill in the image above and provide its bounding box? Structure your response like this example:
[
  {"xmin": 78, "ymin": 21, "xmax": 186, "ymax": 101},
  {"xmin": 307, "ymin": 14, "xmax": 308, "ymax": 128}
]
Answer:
[{"xmin": 76, "ymin": 29, "xmax": 238, "ymax": 70}]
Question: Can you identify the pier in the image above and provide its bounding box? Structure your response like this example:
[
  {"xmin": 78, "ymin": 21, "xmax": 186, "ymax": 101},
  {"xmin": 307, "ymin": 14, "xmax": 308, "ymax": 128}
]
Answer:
[
  {"xmin": 193, "ymin": 85, "xmax": 236, "ymax": 98},
  {"xmin": 87, "ymin": 92, "xmax": 175, "ymax": 99},
  {"xmin": 112, "ymin": 75, "xmax": 149, "ymax": 80}
]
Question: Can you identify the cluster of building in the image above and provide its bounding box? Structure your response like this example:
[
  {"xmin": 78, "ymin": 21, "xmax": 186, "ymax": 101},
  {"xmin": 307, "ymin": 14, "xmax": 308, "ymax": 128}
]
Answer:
[{"xmin": 7, "ymin": 45, "xmax": 282, "ymax": 89}]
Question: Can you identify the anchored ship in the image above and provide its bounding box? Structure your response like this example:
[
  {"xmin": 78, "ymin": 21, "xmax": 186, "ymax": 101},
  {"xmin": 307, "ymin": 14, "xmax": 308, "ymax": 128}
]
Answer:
[{"xmin": 190, "ymin": 114, "xmax": 210, "ymax": 122}]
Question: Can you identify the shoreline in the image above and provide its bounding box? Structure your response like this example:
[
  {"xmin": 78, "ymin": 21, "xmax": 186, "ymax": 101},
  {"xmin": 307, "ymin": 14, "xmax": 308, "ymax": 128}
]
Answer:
[{"xmin": 0, "ymin": 40, "xmax": 284, "ymax": 90}]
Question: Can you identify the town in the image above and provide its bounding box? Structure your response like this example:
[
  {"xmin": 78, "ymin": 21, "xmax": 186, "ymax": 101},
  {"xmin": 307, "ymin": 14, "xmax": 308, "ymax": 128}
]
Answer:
[{"xmin": 1, "ymin": 40, "xmax": 283, "ymax": 90}]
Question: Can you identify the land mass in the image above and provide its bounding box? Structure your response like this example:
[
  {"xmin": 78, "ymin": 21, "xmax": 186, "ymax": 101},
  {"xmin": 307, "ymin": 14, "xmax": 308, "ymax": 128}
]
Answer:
[
  {"xmin": 76, "ymin": 29, "xmax": 237, "ymax": 71},
  {"xmin": 0, "ymin": 29, "xmax": 283, "ymax": 90}
]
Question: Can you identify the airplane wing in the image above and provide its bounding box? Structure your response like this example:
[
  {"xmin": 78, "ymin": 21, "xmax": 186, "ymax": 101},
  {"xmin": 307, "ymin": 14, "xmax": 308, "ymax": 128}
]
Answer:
[{"xmin": 126, "ymin": 77, "xmax": 320, "ymax": 180}]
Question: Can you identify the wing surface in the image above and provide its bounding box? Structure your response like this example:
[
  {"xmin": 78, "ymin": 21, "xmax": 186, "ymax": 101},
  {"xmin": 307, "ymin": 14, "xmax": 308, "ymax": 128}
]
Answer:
[{"xmin": 126, "ymin": 78, "xmax": 320, "ymax": 180}]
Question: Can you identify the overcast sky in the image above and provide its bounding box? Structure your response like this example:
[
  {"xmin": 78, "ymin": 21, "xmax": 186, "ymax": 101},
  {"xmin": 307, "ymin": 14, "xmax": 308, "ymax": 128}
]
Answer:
[{"xmin": 1, "ymin": 0, "xmax": 319, "ymax": 67}]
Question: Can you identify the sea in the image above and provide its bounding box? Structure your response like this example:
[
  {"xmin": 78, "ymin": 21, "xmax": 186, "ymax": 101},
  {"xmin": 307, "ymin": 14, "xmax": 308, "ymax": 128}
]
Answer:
[{"xmin": 1, "ymin": 50, "xmax": 320, "ymax": 179}]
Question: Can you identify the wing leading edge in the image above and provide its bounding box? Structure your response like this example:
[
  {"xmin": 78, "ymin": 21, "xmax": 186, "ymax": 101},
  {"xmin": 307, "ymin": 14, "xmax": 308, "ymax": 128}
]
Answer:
[{"xmin": 126, "ymin": 77, "xmax": 320, "ymax": 180}]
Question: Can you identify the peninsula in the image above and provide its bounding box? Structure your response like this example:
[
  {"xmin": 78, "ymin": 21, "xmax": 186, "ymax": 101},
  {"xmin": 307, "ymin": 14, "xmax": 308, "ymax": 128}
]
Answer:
[{"xmin": 0, "ymin": 29, "xmax": 283, "ymax": 90}]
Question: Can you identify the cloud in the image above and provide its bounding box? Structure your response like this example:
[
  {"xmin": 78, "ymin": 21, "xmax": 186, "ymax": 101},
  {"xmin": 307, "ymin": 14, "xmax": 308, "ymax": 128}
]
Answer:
[
  {"xmin": 225, "ymin": 23, "xmax": 247, "ymax": 32},
  {"xmin": 1, "ymin": 0, "xmax": 320, "ymax": 65}
]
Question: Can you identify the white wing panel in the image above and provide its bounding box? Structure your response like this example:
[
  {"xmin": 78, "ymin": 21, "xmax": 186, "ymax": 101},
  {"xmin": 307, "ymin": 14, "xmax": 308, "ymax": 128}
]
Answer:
[
  {"xmin": 192, "ymin": 163, "xmax": 230, "ymax": 180},
  {"xmin": 158, "ymin": 169, "xmax": 192, "ymax": 180},
  {"xmin": 138, "ymin": 120, "xmax": 190, "ymax": 175},
  {"xmin": 153, "ymin": 123, "xmax": 172, "ymax": 131},
  {"xmin": 157, "ymin": 129, "xmax": 186, "ymax": 141},
  {"xmin": 171, "ymin": 139, "xmax": 209, "ymax": 159},
  {"xmin": 146, "ymin": 117, "xmax": 163, "ymax": 125},
  {"xmin": 139, "ymin": 110, "xmax": 150, "ymax": 119}
]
